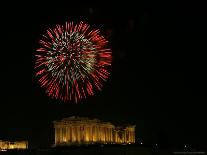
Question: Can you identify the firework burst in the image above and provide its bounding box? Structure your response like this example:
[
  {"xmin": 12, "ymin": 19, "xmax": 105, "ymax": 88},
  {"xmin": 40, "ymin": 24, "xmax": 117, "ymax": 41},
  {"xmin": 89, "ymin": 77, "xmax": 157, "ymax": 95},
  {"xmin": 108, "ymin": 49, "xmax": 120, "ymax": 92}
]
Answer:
[{"xmin": 35, "ymin": 21, "xmax": 112, "ymax": 103}]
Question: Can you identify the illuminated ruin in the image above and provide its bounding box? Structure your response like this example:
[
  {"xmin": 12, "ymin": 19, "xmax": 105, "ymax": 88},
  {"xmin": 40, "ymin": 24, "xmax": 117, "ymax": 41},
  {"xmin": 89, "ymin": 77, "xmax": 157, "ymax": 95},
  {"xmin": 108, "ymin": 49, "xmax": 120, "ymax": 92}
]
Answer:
[
  {"xmin": 0, "ymin": 140, "xmax": 28, "ymax": 150},
  {"xmin": 54, "ymin": 116, "xmax": 135, "ymax": 145}
]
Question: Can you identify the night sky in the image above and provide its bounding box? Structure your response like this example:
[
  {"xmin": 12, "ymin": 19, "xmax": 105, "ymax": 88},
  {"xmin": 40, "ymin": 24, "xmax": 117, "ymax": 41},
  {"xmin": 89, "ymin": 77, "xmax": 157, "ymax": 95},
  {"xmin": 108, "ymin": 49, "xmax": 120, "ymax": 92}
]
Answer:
[{"xmin": 1, "ymin": 1, "xmax": 206, "ymax": 149}]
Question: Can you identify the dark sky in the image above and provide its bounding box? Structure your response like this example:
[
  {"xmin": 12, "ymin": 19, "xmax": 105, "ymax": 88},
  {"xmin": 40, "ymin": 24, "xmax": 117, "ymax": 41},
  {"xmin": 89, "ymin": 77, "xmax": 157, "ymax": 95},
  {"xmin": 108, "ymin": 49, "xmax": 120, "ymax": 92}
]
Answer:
[{"xmin": 0, "ymin": 1, "xmax": 206, "ymax": 149}]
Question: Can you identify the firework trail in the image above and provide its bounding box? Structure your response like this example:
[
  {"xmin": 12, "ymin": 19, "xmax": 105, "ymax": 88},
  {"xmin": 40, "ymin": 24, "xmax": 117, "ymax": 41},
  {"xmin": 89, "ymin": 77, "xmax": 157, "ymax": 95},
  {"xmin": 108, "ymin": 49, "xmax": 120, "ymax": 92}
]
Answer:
[{"xmin": 35, "ymin": 21, "xmax": 112, "ymax": 103}]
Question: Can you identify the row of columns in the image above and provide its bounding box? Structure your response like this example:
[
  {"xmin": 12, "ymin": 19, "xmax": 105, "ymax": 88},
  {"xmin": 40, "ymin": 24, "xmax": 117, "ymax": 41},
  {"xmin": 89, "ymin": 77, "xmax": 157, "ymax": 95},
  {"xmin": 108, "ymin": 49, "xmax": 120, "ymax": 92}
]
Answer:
[
  {"xmin": 55, "ymin": 125, "xmax": 114, "ymax": 144},
  {"xmin": 113, "ymin": 129, "xmax": 135, "ymax": 143}
]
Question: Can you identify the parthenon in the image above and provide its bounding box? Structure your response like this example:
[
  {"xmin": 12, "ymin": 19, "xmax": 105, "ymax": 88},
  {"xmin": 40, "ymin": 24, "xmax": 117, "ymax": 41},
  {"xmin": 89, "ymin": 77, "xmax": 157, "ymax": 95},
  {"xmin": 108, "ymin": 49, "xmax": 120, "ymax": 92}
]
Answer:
[{"xmin": 53, "ymin": 116, "xmax": 136, "ymax": 145}]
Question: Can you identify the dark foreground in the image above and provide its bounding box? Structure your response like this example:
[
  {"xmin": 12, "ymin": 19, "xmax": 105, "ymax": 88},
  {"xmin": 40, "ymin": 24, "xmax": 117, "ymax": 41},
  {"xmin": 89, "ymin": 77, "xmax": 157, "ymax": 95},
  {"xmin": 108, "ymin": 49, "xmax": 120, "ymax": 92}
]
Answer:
[{"xmin": 1, "ymin": 144, "xmax": 206, "ymax": 155}]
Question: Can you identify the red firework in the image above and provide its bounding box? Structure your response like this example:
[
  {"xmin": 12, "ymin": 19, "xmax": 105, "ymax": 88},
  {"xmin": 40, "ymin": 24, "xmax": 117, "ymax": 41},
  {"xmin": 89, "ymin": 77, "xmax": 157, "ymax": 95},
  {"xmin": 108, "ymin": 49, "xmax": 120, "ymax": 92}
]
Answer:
[{"xmin": 35, "ymin": 21, "xmax": 112, "ymax": 103}]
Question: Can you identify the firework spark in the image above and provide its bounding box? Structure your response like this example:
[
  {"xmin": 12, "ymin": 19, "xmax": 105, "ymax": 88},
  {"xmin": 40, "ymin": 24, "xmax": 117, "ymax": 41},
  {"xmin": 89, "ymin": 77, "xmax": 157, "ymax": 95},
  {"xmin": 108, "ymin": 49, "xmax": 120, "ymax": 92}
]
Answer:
[{"xmin": 35, "ymin": 21, "xmax": 112, "ymax": 103}]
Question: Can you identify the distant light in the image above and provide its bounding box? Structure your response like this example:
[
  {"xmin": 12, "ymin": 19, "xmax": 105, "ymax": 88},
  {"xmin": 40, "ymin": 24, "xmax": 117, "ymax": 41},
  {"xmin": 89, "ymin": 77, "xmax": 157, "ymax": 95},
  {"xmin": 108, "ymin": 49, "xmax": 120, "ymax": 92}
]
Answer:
[
  {"xmin": 0, "ymin": 149, "xmax": 7, "ymax": 152},
  {"xmin": 128, "ymin": 143, "xmax": 131, "ymax": 144},
  {"xmin": 140, "ymin": 142, "xmax": 143, "ymax": 145},
  {"xmin": 155, "ymin": 144, "xmax": 158, "ymax": 146},
  {"xmin": 184, "ymin": 145, "xmax": 187, "ymax": 148}
]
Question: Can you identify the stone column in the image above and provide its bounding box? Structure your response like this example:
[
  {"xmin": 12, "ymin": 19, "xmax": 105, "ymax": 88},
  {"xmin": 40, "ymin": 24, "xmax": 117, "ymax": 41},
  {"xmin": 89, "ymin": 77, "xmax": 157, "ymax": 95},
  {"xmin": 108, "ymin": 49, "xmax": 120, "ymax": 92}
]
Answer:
[
  {"xmin": 108, "ymin": 128, "xmax": 111, "ymax": 142},
  {"xmin": 92, "ymin": 126, "xmax": 94, "ymax": 142},
  {"xmin": 75, "ymin": 126, "xmax": 77, "ymax": 142},
  {"xmin": 71, "ymin": 126, "xmax": 74, "ymax": 142},
  {"xmin": 110, "ymin": 128, "xmax": 113, "ymax": 142},
  {"xmin": 104, "ymin": 127, "xmax": 106, "ymax": 142},
  {"xmin": 75, "ymin": 126, "xmax": 78, "ymax": 142},
  {"xmin": 105, "ymin": 127, "xmax": 107, "ymax": 142},
  {"xmin": 89, "ymin": 126, "xmax": 92, "ymax": 142},
  {"xmin": 81, "ymin": 126, "xmax": 83, "ymax": 142},
  {"xmin": 59, "ymin": 127, "xmax": 62, "ymax": 143},
  {"xmin": 103, "ymin": 127, "xmax": 105, "ymax": 142},
  {"xmin": 54, "ymin": 127, "xmax": 57, "ymax": 144},
  {"xmin": 133, "ymin": 130, "xmax": 135, "ymax": 143},
  {"xmin": 85, "ymin": 126, "xmax": 87, "ymax": 142},
  {"xmin": 115, "ymin": 131, "xmax": 117, "ymax": 143},
  {"xmin": 108, "ymin": 128, "xmax": 110, "ymax": 142},
  {"xmin": 114, "ymin": 130, "xmax": 116, "ymax": 143},
  {"xmin": 123, "ymin": 130, "xmax": 125, "ymax": 143},
  {"xmin": 96, "ymin": 126, "xmax": 98, "ymax": 142},
  {"xmin": 101, "ymin": 127, "xmax": 103, "ymax": 142},
  {"xmin": 101, "ymin": 127, "xmax": 104, "ymax": 142},
  {"xmin": 100, "ymin": 126, "xmax": 102, "ymax": 142},
  {"xmin": 58, "ymin": 127, "xmax": 61, "ymax": 143},
  {"xmin": 95, "ymin": 126, "xmax": 97, "ymax": 142},
  {"xmin": 76, "ymin": 126, "xmax": 78, "ymax": 142},
  {"xmin": 68, "ymin": 126, "xmax": 71, "ymax": 142},
  {"xmin": 131, "ymin": 130, "xmax": 133, "ymax": 143},
  {"xmin": 124, "ymin": 130, "xmax": 127, "ymax": 143},
  {"xmin": 68, "ymin": 127, "xmax": 71, "ymax": 142},
  {"xmin": 79, "ymin": 126, "xmax": 81, "ymax": 142},
  {"xmin": 96, "ymin": 126, "xmax": 99, "ymax": 142},
  {"xmin": 74, "ymin": 126, "xmax": 77, "ymax": 142},
  {"xmin": 65, "ymin": 127, "xmax": 67, "ymax": 142},
  {"xmin": 73, "ymin": 126, "xmax": 76, "ymax": 142},
  {"xmin": 106, "ymin": 127, "xmax": 108, "ymax": 142},
  {"xmin": 122, "ymin": 130, "xmax": 126, "ymax": 143},
  {"xmin": 66, "ymin": 127, "xmax": 68, "ymax": 142},
  {"xmin": 62, "ymin": 127, "xmax": 64, "ymax": 142},
  {"xmin": 88, "ymin": 126, "xmax": 91, "ymax": 142},
  {"xmin": 111, "ymin": 128, "xmax": 113, "ymax": 142},
  {"xmin": 89, "ymin": 126, "xmax": 91, "ymax": 142},
  {"xmin": 71, "ymin": 126, "xmax": 73, "ymax": 142},
  {"xmin": 83, "ymin": 125, "xmax": 85, "ymax": 142},
  {"xmin": 55, "ymin": 127, "xmax": 57, "ymax": 144},
  {"xmin": 58, "ymin": 127, "xmax": 60, "ymax": 144},
  {"xmin": 130, "ymin": 131, "xmax": 132, "ymax": 142},
  {"xmin": 93, "ymin": 126, "xmax": 96, "ymax": 142},
  {"xmin": 114, "ymin": 129, "xmax": 116, "ymax": 143},
  {"xmin": 75, "ymin": 126, "xmax": 79, "ymax": 142},
  {"xmin": 99, "ymin": 126, "xmax": 101, "ymax": 142},
  {"xmin": 77, "ymin": 126, "xmax": 80, "ymax": 143}
]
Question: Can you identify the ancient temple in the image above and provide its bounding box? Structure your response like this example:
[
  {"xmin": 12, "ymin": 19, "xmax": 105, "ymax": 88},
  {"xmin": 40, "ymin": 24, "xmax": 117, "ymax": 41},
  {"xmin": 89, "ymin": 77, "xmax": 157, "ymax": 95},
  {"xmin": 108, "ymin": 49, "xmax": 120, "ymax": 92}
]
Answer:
[
  {"xmin": 0, "ymin": 140, "xmax": 28, "ymax": 150},
  {"xmin": 53, "ymin": 116, "xmax": 135, "ymax": 145}
]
